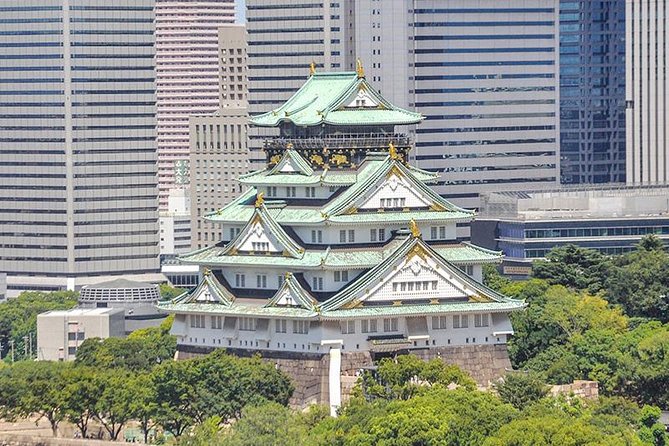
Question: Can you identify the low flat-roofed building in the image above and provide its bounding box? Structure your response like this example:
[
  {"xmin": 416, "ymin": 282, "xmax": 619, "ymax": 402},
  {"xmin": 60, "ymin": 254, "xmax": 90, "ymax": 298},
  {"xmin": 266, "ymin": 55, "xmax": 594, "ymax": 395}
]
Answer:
[
  {"xmin": 472, "ymin": 184, "xmax": 669, "ymax": 275},
  {"xmin": 37, "ymin": 308, "xmax": 125, "ymax": 361}
]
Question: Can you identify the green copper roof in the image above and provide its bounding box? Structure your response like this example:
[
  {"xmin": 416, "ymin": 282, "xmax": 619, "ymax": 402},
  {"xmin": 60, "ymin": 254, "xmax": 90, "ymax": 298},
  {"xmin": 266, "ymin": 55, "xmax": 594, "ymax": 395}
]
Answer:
[
  {"xmin": 207, "ymin": 154, "xmax": 472, "ymax": 225},
  {"xmin": 221, "ymin": 200, "xmax": 305, "ymax": 258},
  {"xmin": 250, "ymin": 72, "xmax": 423, "ymax": 128},
  {"xmin": 178, "ymin": 238, "xmax": 502, "ymax": 269},
  {"xmin": 267, "ymin": 149, "xmax": 314, "ymax": 176},
  {"xmin": 265, "ymin": 273, "xmax": 319, "ymax": 311},
  {"xmin": 173, "ymin": 272, "xmax": 233, "ymax": 306}
]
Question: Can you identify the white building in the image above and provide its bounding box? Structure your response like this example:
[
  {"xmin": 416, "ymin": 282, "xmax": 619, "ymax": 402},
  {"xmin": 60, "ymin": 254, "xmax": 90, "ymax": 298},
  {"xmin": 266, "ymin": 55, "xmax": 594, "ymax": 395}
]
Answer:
[
  {"xmin": 37, "ymin": 308, "xmax": 125, "ymax": 361},
  {"xmin": 160, "ymin": 188, "xmax": 192, "ymax": 257},
  {"xmin": 0, "ymin": 0, "xmax": 160, "ymax": 295},
  {"xmin": 161, "ymin": 71, "xmax": 524, "ymax": 412},
  {"xmin": 626, "ymin": 0, "xmax": 669, "ymax": 184},
  {"xmin": 155, "ymin": 0, "xmax": 236, "ymax": 208}
]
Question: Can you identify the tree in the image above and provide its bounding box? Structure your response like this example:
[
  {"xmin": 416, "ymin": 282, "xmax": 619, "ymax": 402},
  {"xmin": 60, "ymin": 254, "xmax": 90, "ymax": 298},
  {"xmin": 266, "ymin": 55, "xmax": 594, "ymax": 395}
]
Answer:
[
  {"xmin": 160, "ymin": 284, "xmax": 188, "ymax": 300},
  {"xmin": 131, "ymin": 372, "xmax": 159, "ymax": 444},
  {"xmin": 221, "ymin": 403, "xmax": 309, "ymax": 446},
  {"xmin": 493, "ymin": 372, "xmax": 550, "ymax": 410},
  {"xmin": 532, "ymin": 244, "xmax": 611, "ymax": 293},
  {"xmin": 61, "ymin": 366, "xmax": 99, "ymax": 438},
  {"xmin": 94, "ymin": 370, "xmax": 136, "ymax": 440}
]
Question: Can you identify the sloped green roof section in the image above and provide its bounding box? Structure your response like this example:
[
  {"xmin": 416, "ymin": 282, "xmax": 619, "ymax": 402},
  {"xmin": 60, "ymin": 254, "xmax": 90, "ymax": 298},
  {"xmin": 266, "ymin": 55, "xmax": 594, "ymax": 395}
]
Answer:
[
  {"xmin": 172, "ymin": 271, "xmax": 234, "ymax": 306},
  {"xmin": 320, "ymin": 235, "xmax": 520, "ymax": 312},
  {"xmin": 220, "ymin": 200, "xmax": 305, "ymax": 258},
  {"xmin": 250, "ymin": 72, "xmax": 423, "ymax": 128},
  {"xmin": 265, "ymin": 273, "xmax": 319, "ymax": 311}
]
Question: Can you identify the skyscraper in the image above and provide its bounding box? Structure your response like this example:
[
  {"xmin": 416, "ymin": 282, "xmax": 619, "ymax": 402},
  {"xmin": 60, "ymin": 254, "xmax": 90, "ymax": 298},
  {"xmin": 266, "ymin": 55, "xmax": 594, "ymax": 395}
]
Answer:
[
  {"xmin": 247, "ymin": 1, "xmax": 561, "ymax": 209},
  {"xmin": 0, "ymin": 0, "xmax": 160, "ymax": 294},
  {"xmin": 559, "ymin": 0, "xmax": 626, "ymax": 184},
  {"xmin": 626, "ymin": 0, "xmax": 669, "ymax": 184},
  {"xmin": 155, "ymin": 0, "xmax": 236, "ymax": 207}
]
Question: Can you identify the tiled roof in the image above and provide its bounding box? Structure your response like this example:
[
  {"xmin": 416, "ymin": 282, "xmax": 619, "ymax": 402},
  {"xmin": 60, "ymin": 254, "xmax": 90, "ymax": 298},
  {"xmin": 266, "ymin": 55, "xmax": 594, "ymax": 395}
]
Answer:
[{"xmin": 250, "ymin": 72, "xmax": 423, "ymax": 128}]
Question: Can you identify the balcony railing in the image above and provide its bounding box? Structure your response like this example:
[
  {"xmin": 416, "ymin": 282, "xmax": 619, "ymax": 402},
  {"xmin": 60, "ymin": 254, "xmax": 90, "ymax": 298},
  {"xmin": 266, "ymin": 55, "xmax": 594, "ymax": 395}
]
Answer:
[{"xmin": 263, "ymin": 133, "xmax": 412, "ymax": 151}]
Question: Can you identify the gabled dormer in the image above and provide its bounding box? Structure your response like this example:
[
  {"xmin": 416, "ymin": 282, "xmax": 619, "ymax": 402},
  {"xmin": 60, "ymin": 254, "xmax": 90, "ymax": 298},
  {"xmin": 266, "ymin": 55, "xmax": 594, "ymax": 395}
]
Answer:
[
  {"xmin": 265, "ymin": 273, "xmax": 319, "ymax": 311},
  {"xmin": 320, "ymin": 224, "xmax": 512, "ymax": 312},
  {"xmin": 267, "ymin": 148, "xmax": 314, "ymax": 176},
  {"xmin": 220, "ymin": 193, "xmax": 305, "ymax": 258},
  {"xmin": 172, "ymin": 270, "xmax": 234, "ymax": 306}
]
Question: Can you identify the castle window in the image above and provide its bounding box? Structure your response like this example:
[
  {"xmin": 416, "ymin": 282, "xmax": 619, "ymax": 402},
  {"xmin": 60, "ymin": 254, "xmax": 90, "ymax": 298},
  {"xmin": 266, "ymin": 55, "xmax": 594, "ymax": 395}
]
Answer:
[
  {"xmin": 474, "ymin": 314, "xmax": 489, "ymax": 327},
  {"xmin": 267, "ymin": 186, "xmax": 277, "ymax": 197},
  {"xmin": 348, "ymin": 229, "xmax": 355, "ymax": 242},
  {"xmin": 306, "ymin": 187, "xmax": 316, "ymax": 197},
  {"xmin": 340, "ymin": 320, "xmax": 355, "ymax": 334},
  {"xmin": 312, "ymin": 276, "xmax": 323, "ymax": 291},
  {"xmin": 275, "ymin": 319, "xmax": 287, "ymax": 333},
  {"xmin": 383, "ymin": 318, "xmax": 398, "ymax": 332},
  {"xmin": 370, "ymin": 228, "xmax": 377, "ymax": 241},
  {"xmin": 239, "ymin": 318, "xmax": 256, "ymax": 331},
  {"xmin": 361, "ymin": 319, "xmax": 377, "ymax": 333},
  {"xmin": 293, "ymin": 320, "xmax": 309, "ymax": 334},
  {"xmin": 378, "ymin": 228, "xmax": 385, "ymax": 240},
  {"xmin": 252, "ymin": 242, "xmax": 269, "ymax": 252},
  {"xmin": 190, "ymin": 315, "xmax": 205, "ymax": 328},
  {"xmin": 334, "ymin": 270, "xmax": 349, "ymax": 282},
  {"xmin": 311, "ymin": 230, "xmax": 322, "ymax": 243},
  {"xmin": 278, "ymin": 275, "xmax": 285, "ymax": 287},
  {"xmin": 453, "ymin": 315, "xmax": 469, "ymax": 329},
  {"xmin": 432, "ymin": 316, "xmax": 447, "ymax": 330},
  {"xmin": 286, "ymin": 186, "xmax": 296, "ymax": 197},
  {"xmin": 211, "ymin": 316, "xmax": 223, "ymax": 329},
  {"xmin": 256, "ymin": 274, "xmax": 267, "ymax": 288},
  {"xmin": 235, "ymin": 273, "xmax": 245, "ymax": 287},
  {"xmin": 339, "ymin": 230, "xmax": 346, "ymax": 243}
]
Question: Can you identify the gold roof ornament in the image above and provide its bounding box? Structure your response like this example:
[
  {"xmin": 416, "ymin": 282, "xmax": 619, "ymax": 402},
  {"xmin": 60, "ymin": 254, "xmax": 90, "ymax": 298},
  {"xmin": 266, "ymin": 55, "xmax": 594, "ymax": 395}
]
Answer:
[
  {"xmin": 409, "ymin": 219, "xmax": 421, "ymax": 238},
  {"xmin": 389, "ymin": 142, "xmax": 400, "ymax": 160},
  {"xmin": 356, "ymin": 58, "xmax": 365, "ymax": 78},
  {"xmin": 286, "ymin": 142, "xmax": 294, "ymax": 149},
  {"xmin": 254, "ymin": 191, "xmax": 265, "ymax": 208},
  {"xmin": 203, "ymin": 268, "xmax": 211, "ymax": 277},
  {"xmin": 309, "ymin": 61, "xmax": 316, "ymax": 76}
]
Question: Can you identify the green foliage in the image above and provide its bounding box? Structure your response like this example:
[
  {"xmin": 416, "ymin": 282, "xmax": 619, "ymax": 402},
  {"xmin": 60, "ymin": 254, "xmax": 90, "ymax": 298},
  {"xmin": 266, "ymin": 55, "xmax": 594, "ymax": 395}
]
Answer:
[
  {"xmin": 75, "ymin": 322, "xmax": 176, "ymax": 371},
  {"xmin": 493, "ymin": 372, "xmax": 550, "ymax": 410},
  {"xmin": 357, "ymin": 355, "xmax": 476, "ymax": 401},
  {"xmin": 160, "ymin": 284, "xmax": 188, "ymax": 300},
  {"xmin": 532, "ymin": 244, "xmax": 612, "ymax": 294},
  {"xmin": 0, "ymin": 291, "xmax": 77, "ymax": 361}
]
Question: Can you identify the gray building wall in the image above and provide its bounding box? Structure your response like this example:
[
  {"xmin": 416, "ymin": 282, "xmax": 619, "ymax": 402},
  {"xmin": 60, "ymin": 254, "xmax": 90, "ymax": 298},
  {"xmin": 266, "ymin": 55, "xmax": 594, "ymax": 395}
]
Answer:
[{"xmin": 0, "ymin": 1, "xmax": 160, "ymax": 291}]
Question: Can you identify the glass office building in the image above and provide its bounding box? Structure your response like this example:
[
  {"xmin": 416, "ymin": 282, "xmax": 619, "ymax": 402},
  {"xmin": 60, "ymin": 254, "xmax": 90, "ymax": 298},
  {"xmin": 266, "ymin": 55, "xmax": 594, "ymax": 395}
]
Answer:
[{"xmin": 559, "ymin": 0, "xmax": 626, "ymax": 184}]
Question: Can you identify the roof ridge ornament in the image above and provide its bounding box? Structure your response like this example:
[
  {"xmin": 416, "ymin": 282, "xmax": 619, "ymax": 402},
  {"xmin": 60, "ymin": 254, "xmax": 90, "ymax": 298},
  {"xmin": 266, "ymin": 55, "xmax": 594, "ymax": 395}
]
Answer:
[
  {"xmin": 388, "ymin": 142, "xmax": 400, "ymax": 160},
  {"xmin": 255, "ymin": 192, "xmax": 265, "ymax": 208},
  {"xmin": 309, "ymin": 61, "xmax": 316, "ymax": 76},
  {"xmin": 409, "ymin": 219, "xmax": 421, "ymax": 238},
  {"xmin": 356, "ymin": 58, "xmax": 365, "ymax": 78}
]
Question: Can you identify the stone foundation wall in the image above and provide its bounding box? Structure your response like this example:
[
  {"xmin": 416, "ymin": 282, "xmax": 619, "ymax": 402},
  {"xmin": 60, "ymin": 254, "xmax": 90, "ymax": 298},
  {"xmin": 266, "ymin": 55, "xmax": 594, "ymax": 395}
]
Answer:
[
  {"xmin": 551, "ymin": 380, "xmax": 599, "ymax": 400},
  {"xmin": 411, "ymin": 344, "xmax": 512, "ymax": 387}
]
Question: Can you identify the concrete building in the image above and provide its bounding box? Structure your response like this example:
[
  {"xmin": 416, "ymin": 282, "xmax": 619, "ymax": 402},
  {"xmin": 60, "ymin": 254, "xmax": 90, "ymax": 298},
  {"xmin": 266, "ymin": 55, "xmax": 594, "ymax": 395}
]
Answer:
[
  {"xmin": 472, "ymin": 184, "xmax": 669, "ymax": 275},
  {"xmin": 0, "ymin": 274, "xmax": 6, "ymax": 301},
  {"xmin": 559, "ymin": 0, "xmax": 626, "ymax": 184},
  {"xmin": 160, "ymin": 188, "xmax": 192, "ymax": 259},
  {"xmin": 625, "ymin": 0, "xmax": 669, "ymax": 184},
  {"xmin": 246, "ymin": 1, "xmax": 561, "ymax": 209},
  {"xmin": 0, "ymin": 0, "xmax": 160, "ymax": 295},
  {"xmin": 161, "ymin": 72, "xmax": 524, "ymax": 412},
  {"xmin": 37, "ymin": 308, "xmax": 125, "ymax": 361},
  {"xmin": 156, "ymin": 0, "xmax": 236, "ymax": 208},
  {"xmin": 190, "ymin": 25, "xmax": 250, "ymax": 250},
  {"xmin": 78, "ymin": 278, "xmax": 167, "ymax": 333}
]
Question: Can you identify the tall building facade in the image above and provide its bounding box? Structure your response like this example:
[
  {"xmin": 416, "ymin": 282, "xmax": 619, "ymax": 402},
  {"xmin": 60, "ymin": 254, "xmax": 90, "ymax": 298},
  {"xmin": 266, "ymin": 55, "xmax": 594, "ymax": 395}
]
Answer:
[
  {"xmin": 247, "ymin": 1, "xmax": 561, "ymax": 209},
  {"xmin": 190, "ymin": 24, "xmax": 250, "ymax": 249},
  {"xmin": 0, "ymin": 0, "xmax": 160, "ymax": 293},
  {"xmin": 559, "ymin": 0, "xmax": 626, "ymax": 184},
  {"xmin": 626, "ymin": 0, "xmax": 669, "ymax": 184},
  {"xmin": 155, "ymin": 0, "xmax": 236, "ymax": 207}
]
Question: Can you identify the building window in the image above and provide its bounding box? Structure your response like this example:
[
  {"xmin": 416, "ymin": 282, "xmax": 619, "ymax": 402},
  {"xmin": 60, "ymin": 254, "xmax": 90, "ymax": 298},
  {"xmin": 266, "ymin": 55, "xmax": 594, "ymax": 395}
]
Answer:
[
  {"xmin": 211, "ymin": 316, "xmax": 223, "ymax": 329},
  {"xmin": 460, "ymin": 265, "xmax": 474, "ymax": 276},
  {"xmin": 474, "ymin": 314, "xmax": 489, "ymax": 327},
  {"xmin": 256, "ymin": 274, "xmax": 267, "ymax": 288},
  {"xmin": 453, "ymin": 315, "xmax": 469, "ymax": 329},
  {"xmin": 275, "ymin": 319, "xmax": 287, "ymax": 333},
  {"xmin": 235, "ymin": 273, "xmax": 245, "ymax": 287},
  {"xmin": 432, "ymin": 316, "xmax": 448, "ymax": 330},
  {"xmin": 334, "ymin": 270, "xmax": 349, "ymax": 282},
  {"xmin": 370, "ymin": 228, "xmax": 377, "ymax": 241},
  {"xmin": 311, "ymin": 230, "xmax": 322, "ymax": 243},
  {"xmin": 340, "ymin": 320, "xmax": 355, "ymax": 334},
  {"xmin": 190, "ymin": 314, "xmax": 205, "ymax": 328},
  {"xmin": 348, "ymin": 229, "xmax": 355, "ymax": 242},
  {"xmin": 361, "ymin": 319, "xmax": 377, "ymax": 333},
  {"xmin": 380, "ymin": 197, "xmax": 406, "ymax": 208},
  {"xmin": 267, "ymin": 186, "xmax": 277, "ymax": 197},
  {"xmin": 239, "ymin": 317, "xmax": 256, "ymax": 331},
  {"xmin": 393, "ymin": 280, "xmax": 437, "ymax": 292},
  {"xmin": 278, "ymin": 274, "xmax": 286, "ymax": 287},
  {"xmin": 311, "ymin": 277, "xmax": 324, "ymax": 291},
  {"xmin": 286, "ymin": 186, "xmax": 296, "ymax": 197},
  {"xmin": 252, "ymin": 242, "xmax": 269, "ymax": 252},
  {"xmin": 306, "ymin": 187, "xmax": 316, "ymax": 197},
  {"xmin": 293, "ymin": 320, "xmax": 309, "ymax": 334},
  {"xmin": 383, "ymin": 318, "xmax": 398, "ymax": 332},
  {"xmin": 339, "ymin": 230, "xmax": 346, "ymax": 243},
  {"xmin": 378, "ymin": 228, "xmax": 385, "ymax": 241}
]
